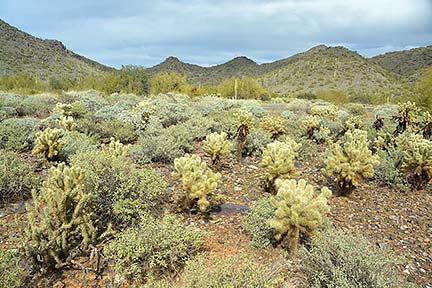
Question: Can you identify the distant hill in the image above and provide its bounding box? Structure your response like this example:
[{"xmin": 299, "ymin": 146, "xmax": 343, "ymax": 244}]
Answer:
[
  {"xmin": 371, "ymin": 46, "xmax": 432, "ymax": 82},
  {"xmin": 0, "ymin": 19, "xmax": 114, "ymax": 80}
]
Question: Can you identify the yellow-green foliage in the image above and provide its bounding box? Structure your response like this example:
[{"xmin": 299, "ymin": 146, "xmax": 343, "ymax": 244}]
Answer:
[
  {"xmin": 415, "ymin": 66, "xmax": 432, "ymax": 110},
  {"xmin": 32, "ymin": 128, "xmax": 64, "ymax": 160},
  {"xmin": 203, "ymin": 132, "xmax": 231, "ymax": 164},
  {"xmin": 53, "ymin": 103, "xmax": 73, "ymax": 116},
  {"xmin": 310, "ymin": 104, "xmax": 338, "ymax": 120},
  {"xmin": 260, "ymin": 139, "xmax": 301, "ymax": 193},
  {"xmin": 101, "ymin": 137, "xmax": 129, "ymax": 158},
  {"xmin": 260, "ymin": 115, "xmax": 287, "ymax": 139},
  {"xmin": 25, "ymin": 163, "xmax": 98, "ymax": 270},
  {"xmin": 323, "ymin": 129, "xmax": 379, "ymax": 194},
  {"xmin": 302, "ymin": 115, "xmax": 320, "ymax": 138},
  {"xmin": 217, "ymin": 76, "xmax": 270, "ymax": 99},
  {"xmin": 234, "ymin": 109, "xmax": 255, "ymax": 131},
  {"xmin": 419, "ymin": 111, "xmax": 432, "ymax": 139},
  {"xmin": 398, "ymin": 133, "xmax": 432, "ymax": 188},
  {"xmin": 268, "ymin": 179, "xmax": 331, "ymax": 257},
  {"xmin": 174, "ymin": 154, "xmax": 221, "ymax": 212},
  {"xmin": 150, "ymin": 72, "xmax": 189, "ymax": 94},
  {"xmin": 340, "ymin": 115, "xmax": 364, "ymax": 134},
  {"xmin": 58, "ymin": 116, "xmax": 77, "ymax": 131},
  {"xmin": 392, "ymin": 101, "xmax": 420, "ymax": 135}
]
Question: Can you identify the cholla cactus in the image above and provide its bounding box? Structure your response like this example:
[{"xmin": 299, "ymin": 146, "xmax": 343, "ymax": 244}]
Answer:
[
  {"xmin": 260, "ymin": 139, "xmax": 301, "ymax": 194},
  {"xmin": 268, "ymin": 179, "xmax": 331, "ymax": 258},
  {"xmin": 323, "ymin": 129, "xmax": 380, "ymax": 195},
  {"xmin": 419, "ymin": 111, "xmax": 432, "ymax": 139},
  {"xmin": 398, "ymin": 133, "xmax": 432, "ymax": 189},
  {"xmin": 392, "ymin": 101, "xmax": 419, "ymax": 135},
  {"xmin": 32, "ymin": 128, "xmax": 65, "ymax": 160},
  {"xmin": 133, "ymin": 100, "xmax": 157, "ymax": 127},
  {"xmin": 302, "ymin": 115, "xmax": 320, "ymax": 139},
  {"xmin": 310, "ymin": 105, "xmax": 338, "ymax": 120},
  {"xmin": 234, "ymin": 110, "xmax": 255, "ymax": 160},
  {"xmin": 174, "ymin": 154, "xmax": 221, "ymax": 212},
  {"xmin": 25, "ymin": 163, "xmax": 97, "ymax": 269},
  {"xmin": 260, "ymin": 115, "xmax": 287, "ymax": 139},
  {"xmin": 101, "ymin": 137, "xmax": 129, "ymax": 158},
  {"xmin": 53, "ymin": 103, "xmax": 73, "ymax": 116},
  {"xmin": 58, "ymin": 115, "xmax": 77, "ymax": 131},
  {"xmin": 203, "ymin": 132, "xmax": 231, "ymax": 165}
]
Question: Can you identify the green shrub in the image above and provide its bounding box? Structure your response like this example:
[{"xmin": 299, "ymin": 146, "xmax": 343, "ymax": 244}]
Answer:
[
  {"xmin": 241, "ymin": 129, "xmax": 273, "ymax": 157},
  {"xmin": 95, "ymin": 119, "xmax": 137, "ymax": 143},
  {"xmin": 375, "ymin": 147, "xmax": 411, "ymax": 192},
  {"xmin": 16, "ymin": 94, "xmax": 58, "ymax": 118},
  {"xmin": 105, "ymin": 214, "xmax": 206, "ymax": 281},
  {"xmin": 148, "ymin": 93, "xmax": 194, "ymax": 127},
  {"xmin": 59, "ymin": 131, "xmax": 98, "ymax": 162},
  {"xmin": 242, "ymin": 197, "xmax": 276, "ymax": 248},
  {"xmin": 70, "ymin": 151, "xmax": 167, "ymax": 226},
  {"xmin": 0, "ymin": 117, "xmax": 39, "ymax": 152},
  {"xmin": 344, "ymin": 103, "xmax": 367, "ymax": 116},
  {"xmin": 0, "ymin": 150, "xmax": 41, "ymax": 203},
  {"xmin": 297, "ymin": 228, "xmax": 411, "ymax": 288},
  {"xmin": 0, "ymin": 248, "xmax": 26, "ymax": 288}
]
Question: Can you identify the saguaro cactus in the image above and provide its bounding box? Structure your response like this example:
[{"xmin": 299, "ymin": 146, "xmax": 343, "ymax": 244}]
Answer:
[
  {"xmin": 174, "ymin": 154, "xmax": 221, "ymax": 212},
  {"xmin": 268, "ymin": 179, "xmax": 331, "ymax": 258}
]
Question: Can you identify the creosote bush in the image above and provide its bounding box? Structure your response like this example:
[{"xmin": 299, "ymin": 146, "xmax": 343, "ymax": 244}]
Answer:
[
  {"xmin": 105, "ymin": 214, "xmax": 206, "ymax": 282},
  {"xmin": 323, "ymin": 129, "xmax": 380, "ymax": 195},
  {"xmin": 174, "ymin": 154, "xmax": 221, "ymax": 212},
  {"xmin": 298, "ymin": 228, "xmax": 412, "ymax": 288},
  {"xmin": 268, "ymin": 179, "xmax": 331, "ymax": 258},
  {"xmin": 203, "ymin": 132, "xmax": 231, "ymax": 164},
  {"xmin": 25, "ymin": 163, "xmax": 100, "ymax": 271},
  {"xmin": 32, "ymin": 127, "xmax": 65, "ymax": 160},
  {"xmin": 260, "ymin": 139, "xmax": 301, "ymax": 193}
]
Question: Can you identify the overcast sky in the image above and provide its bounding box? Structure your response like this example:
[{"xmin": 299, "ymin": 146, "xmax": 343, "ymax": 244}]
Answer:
[{"xmin": 1, "ymin": 0, "xmax": 431, "ymax": 68}]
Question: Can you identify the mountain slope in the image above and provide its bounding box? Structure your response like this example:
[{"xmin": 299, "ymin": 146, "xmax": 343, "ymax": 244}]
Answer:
[
  {"xmin": 0, "ymin": 19, "xmax": 114, "ymax": 80},
  {"xmin": 371, "ymin": 46, "xmax": 432, "ymax": 82}
]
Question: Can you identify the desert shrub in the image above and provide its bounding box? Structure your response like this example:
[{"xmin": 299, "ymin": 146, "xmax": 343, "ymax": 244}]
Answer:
[
  {"xmin": 104, "ymin": 214, "xmax": 206, "ymax": 281},
  {"xmin": 285, "ymin": 99, "xmax": 312, "ymax": 115},
  {"xmin": 343, "ymin": 103, "xmax": 367, "ymax": 116},
  {"xmin": 64, "ymin": 90, "xmax": 108, "ymax": 112},
  {"xmin": 192, "ymin": 96, "xmax": 237, "ymax": 116},
  {"xmin": 16, "ymin": 94, "xmax": 58, "ymax": 117},
  {"xmin": 207, "ymin": 109, "xmax": 238, "ymax": 137},
  {"xmin": 236, "ymin": 99, "xmax": 267, "ymax": 118},
  {"xmin": 149, "ymin": 93, "xmax": 194, "ymax": 127},
  {"xmin": 0, "ymin": 150, "xmax": 41, "ymax": 204},
  {"xmin": 88, "ymin": 118, "xmax": 137, "ymax": 143},
  {"xmin": 176, "ymin": 113, "xmax": 217, "ymax": 141},
  {"xmin": 261, "ymin": 139, "xmax": 301, "ymax": 193},
  {"xmin": 323, "ymin": 129, "xmax": 380, "ymax": 195},
  {"xmin": 174, "ymin": 154, "xmax": 221, "ymax": 212},
  {"xmin": 146, "ymin": 253, "xmax": 289, "ymax": 288},
  {"xmin": 241, "ymin": 129, "xmax": 273, "ymax": 156},
  {"xmin": 24, "ymin": 163, "xmax": 100, "ymax": 271},
  {"xmin": 94, "ymin": 102, "xmax": 130, "ymax": 120},
  {"xmin": 269, "ymin": 179, "xmax": 331, "ymax": 258},
  {"xmin": 32, "ymin": 128, "xmax": 65, "ymax": 161},
  {"xmin": 419, "ymin": 111, "xmax": 432, "ymax": 139},
  {"xmin": 375, "ymin": 147, "xmax": 411, "ymax": 192},
  {"xmin": 316, "ymin": 90, "xmax": 349, "ymax": 104},
  {"xmin": 242, "ymin": 197, "xmax": 276, "ymax": 248},
  {"xmin": 0, "ymin": 117, "xmax": 39, "ymax": 152},
  {"xmin": 0, "ymin": 248, "xmax": 26, "ymax": 288},
  {"xmin": 59, "ymin": 131, "xmax": 98, "ymax": 162},
  {"xmin": 71, "ymin": 151, "xmax": 167, "ymax": 226},
  {"xmin": 297, "ymin": 228, "xmax": 410, "ymax": 288},
  {"xmin": 203, "ymin": 132, "xmax": 231, "ymax": 164}
]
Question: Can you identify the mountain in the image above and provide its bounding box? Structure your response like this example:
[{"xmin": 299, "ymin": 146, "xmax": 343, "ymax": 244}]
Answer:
[
  {"xmin": 149, "ymin": 45, "xmax": 418, "ymax": 98},
  {"xmin": 0, "ymin": 19, "xmax": 114, "ymax": 80},
  {"xmin": 371, "ymin": 46, "xmax": 432, "ymax": 82}
]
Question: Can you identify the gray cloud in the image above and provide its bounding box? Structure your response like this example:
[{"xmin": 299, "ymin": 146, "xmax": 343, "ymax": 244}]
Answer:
[{"xmin": 1, "ymin": 0, "xmax": 431, "ymax": 67}]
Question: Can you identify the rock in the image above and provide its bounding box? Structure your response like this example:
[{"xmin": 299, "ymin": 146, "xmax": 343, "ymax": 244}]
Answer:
[
  {"xmin": 234, "ymin": 186, "xmax": 242, "ymax": 191},
  {"xmin": 210, "ymin": 203, "xmax": 250, "ymax": 216},
  {"xmin": 247, "ymin": 165, "xmax": 259, "ymax": 170}
]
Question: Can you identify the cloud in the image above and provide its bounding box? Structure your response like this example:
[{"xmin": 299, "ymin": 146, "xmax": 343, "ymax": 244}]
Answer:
[{"xmin": 1, "ymin": 0, "xmax": 431, "ymax": 67}]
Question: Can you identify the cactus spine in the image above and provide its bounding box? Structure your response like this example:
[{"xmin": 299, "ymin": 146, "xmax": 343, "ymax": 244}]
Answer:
[
  {"xmin": 174, "ymin": 154, "xmax": 221, "ymax": 212},
  {"xmin": 268, "ymin": 179, "xmax": 331, "ymax": 258}
]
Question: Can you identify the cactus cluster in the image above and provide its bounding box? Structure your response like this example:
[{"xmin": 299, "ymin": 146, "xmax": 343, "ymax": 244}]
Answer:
[
  {"xmin": 397, "ymin": 133, "xmax": 432, "ymax": 189},
  {"xmin": 392, "ymin": 101, "xmax": 419, "ymax": 135},
  {"xmin": 260, "ymin": 139, "xmax": 301, "ymax": 193},
  {"xmin": 302, "ymin": 115, "xmax": 320, "ymax": 139},
  {"xmin": 174, "ymin": 154, "xmax": 221, "ymax": 212},
  {"xmin": 53, "ymin": 103, "xmax": 73, "ymax": 116},
  {"xmin": 101, "ymin": 137, "xmax": 129, "ymax": 158},
  {"xmin": 268, "ymin": 179, "xmax": 331, "ymax": 258},
  {"xmin": 53, "ymin": 103, "xmax": 77, "ymax": 131},
  {"xmin": 260, "ymin": 115, "xmax": 286, "ymax": 139},
  {"xmin": 25, "ymin": 163, "xmax": 98, "ymax": 270},
  {"xmin": 32, "ymin": 128, "xmax": 65, "ymax": 160},
  {"xmin": 340, "ymin": 115, "xmax": 364, "ymax": 135},
  {"xmin": 234, "ymin": 110, "xmax": 255, "ymax": 160},
  {"xmin": 323, "ymin": 129, "xmax": 380, "ymax": 195},
  {"xmin": 419, "ymin": 111, "xmax": 432, "ymax": 139},
  {"xmin": 310, "ymin": 105, "xmax": 338, "ymax": 120},
  {"xmin": 203, "ymin": 132, "xmax": 231, "ymax": 164}
]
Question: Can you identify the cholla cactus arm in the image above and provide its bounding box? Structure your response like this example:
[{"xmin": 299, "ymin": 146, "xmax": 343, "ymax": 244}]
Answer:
[
  {"xmin": 174, "ymin": 154, "xmax": 221, "ymax": 212},
  {"xmin": 420, "ymin": 111, "xmax": 432, "ymax": 139},
  {"xmin": 203, "ymin": 132, "xmax": 231, "ymax": 164},
  {"xmin": 53, "ymin": 103, "xmax": 73, "ymax": 116},
  {"xmin": 392, "ymin": 101, "xmax": 419, "ymax": 135},
  {"xmin": 32, "ymin": 128, "xmax": 65, "ymax": 160},
  {"xmin": 260, "ymin": 139, "xmax": 302, "ymax": 193},
  {"xmin": 340, "ymin": 115, "xmax": 364, "ymax": 135},
  {"xmin": 310, "ymin": 105, "xmax": 338, "ymax": 120},
  {"xmin": 323, "ymin": 129, "xmax": 380, "ymax": 195},
  {"xmin": 267, "ymin": 179, "xmax": 331, "ymax": 258},
  {"xmin": 25, "ymin": 163, "xmax": 97, "ymax": 269},
  {"xmin": 302, "ymin": 115, "xmax": 320, "ymax": 139},
  {"xmin": 260, "ymin": 115, "xmax": 287, "ymax": 139},
  {"xmin": 101, "ymin": 137, "xmax": 129, "ymax": 158},
  {"xmin": 58, "ymin": 116, "xmax": 77, "ymax": 131}
]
